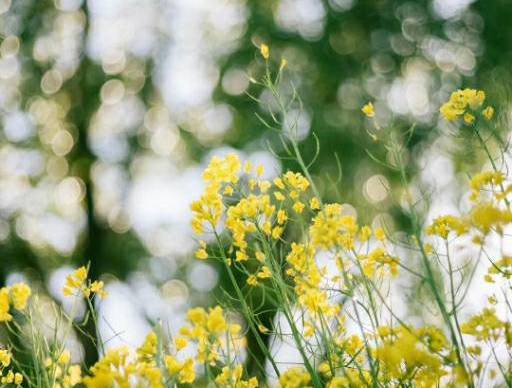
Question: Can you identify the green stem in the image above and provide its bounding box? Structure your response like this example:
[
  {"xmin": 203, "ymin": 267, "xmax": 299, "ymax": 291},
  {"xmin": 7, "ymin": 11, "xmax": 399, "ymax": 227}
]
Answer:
[
  {"xmin": 393, "ymin": 141, "xmax": 474, "ymax": 387},
  {"xmin": 213, "ymin": 232, "xmax": 281, "ymax": 379}
]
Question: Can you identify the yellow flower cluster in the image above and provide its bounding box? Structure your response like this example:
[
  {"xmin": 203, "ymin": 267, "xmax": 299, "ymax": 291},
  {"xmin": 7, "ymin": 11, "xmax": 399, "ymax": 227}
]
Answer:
[
  {"xmin": 470, "ymin": 201, "xmax": 512, "ymax": 234},
  {"xmin": 309, "ymin": 204, "xmax": 357, "ymax": 250},
  {"xmin": 0, "ymin": 283, "xmax": 31, "ymax": 322},
  {"xmin": 83, "ymin": 305, "xmax": 247, "ymax": 387},
  {"xmin": 362, "ymin": 247, "xmax": 399, "ymax": 277},
  {"xmin": 286, "ymin": 242, "xmax": 337, "ymax": 318},
  {"xmin": 165, "ymin": 356, "xmax": 195, "ymax": 385},
  {"xmin": 470, "ymin": 171, "xmax": 505, "ymax": 201},
  {"xmin": 426, "ymin": 169, "xmax": 512, "ymax": 242},
  {"xmin": 439, "ymin": 88, "xmax": 493, "ymax": 123},
  {"xmin": 310, "ymin": 324, "xmax": 451, "ymax": 387},
  {"xmin": 0, "ymin": 349, "xmax": 23, "ymax": 386},
  {"xmin": 215, "ymin": 364, "xmax": 258, "ymax": 387},
  {"xmin": 63, "ymin": 266, "xmax": 107, "ymax": 299},
  {"xmin": 309, "ymin": 204, "xmax": 398, "ymax": 277},
  {"xmin": 327, "ymin": 372, "xmax": 372, "ymax": 387},
  {"xmin": 226, "ymin": 194, "xmax": 276, "ymax": 262},
  {"xmin": 192, "ymin": 154, "xmax": 318, "ymax": 289},
  {"xmin": 83, "ymin": 346, "xmax": 140, "ymax": 387},
  {"xmin": 187, "ymin": 141, "xmax": 512, "ymax": 386},
  {"xmin": 179, "ymin": 306, "xmax": 241, "ymax": 365},
  {"xmin": 461, "ymin": 308, "xmax": 510, "ymax": 343},
  {"xmin": 191, "ymin": 153, "xmax": 241, "ymax": 235},
  {"xmin": 84, "ymin": 333, "xmax": 167, "ymax": 388},
  {"xmin": 45, "ymin": 350, "xmax": 82, "ymax": 388},
  {"xmin": 373, "ymin": 326, "xmax": 449, "ymax": 386},
  {"xmin": 278, "ymin": 367, "xmax": 311, "ymax": 388},
  {"xmin": 426, "ymin": 215, "xmax": 468, "ymax": 239},
  {"xmin": 224, "ymin": 169, "xmax": 312, "ymax": 265}
]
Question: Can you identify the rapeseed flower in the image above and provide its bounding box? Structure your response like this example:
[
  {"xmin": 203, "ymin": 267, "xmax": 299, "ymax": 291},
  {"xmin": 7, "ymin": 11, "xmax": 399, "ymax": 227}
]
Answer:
[
  {"xmin": 63, "ymin": 267, "xmax": 107, "ymax": 299},
  {"xmin": 362, "ymin": 102, "xmax": 375, "ymax": 118}
]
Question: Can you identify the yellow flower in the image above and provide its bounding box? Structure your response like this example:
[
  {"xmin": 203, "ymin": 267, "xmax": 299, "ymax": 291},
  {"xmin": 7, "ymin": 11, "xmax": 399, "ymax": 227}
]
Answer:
[
  {"xmin": 9, "ymin": 283, "xmax": 31, "ymax": 311},
  {"xmin": 57, "ymin": 350, "xmax": 71, "ymax": 365},
  {"xmin": 175, "ymin": 337, "xmax": 188, "ymax": 351},
  {"xmin": 66, "ymin": 365, "xmax": 81, "ymax": 386},
  {"xmin": 256, "ymin": 164, "xmax": 265, "ymax": 177},
  {"xmin": 440, "ymin": 88, "xmax": 486, "ymax": 122},
  {"xmin": 206, "ymin": 306, "xmax": 227, "ymax": 334},
  {"xmin": 375, "ymin": 227, "xmax": 386, "ymax": 241},
  {"xmin": 179, "ymin": 358, "xmax": 195, "ymax": 384},
  {"xmin": 247, "ymin": 275, "xmax": 258, "ymax": 286},
  {"xmin": 463, "ymin": 112, "xmax": 475, "ymax": 124},
  {"xmin": 191, "ymin": 154, "xmax": 241, "ymax": 235},
  {"xmin": 259, "ymin": 180, "xmax": 271, "ymax": 192},
  {"xmin": 426, "ymin": 215, "xmax": 468, "ymax": 239},
  {"xmin": 187, "ymin": 307, "xmax": 207, "ymax": 326},
  {"xmin": 279, "ymin": 367, "xmax": 311, "ymax": 388},
  {"xmin": 0, "ymin": 288, "xmax": 12, "ymax": 322},
  {"xmin": 255, "ymin": 251, "xmax": 265, "ymax": 262},
  {"xmin": 271, "ymin": 226, "xmax": 284, "ymax": 239},
  {"xmin": 14, "ymin": 373, "xmax": 23, "ymax": 385},
  {"xmin": 310, "ymin": 197, "xmax": 320, "ymax": 210},
  {"xmin": 461, "ymin": 308, "xmax": 505, "ymax": 341},
  {"xmin": 277, "ymin": 209, "xmax": 287, "ymax": 224},
  {"xmin": 165, "ymin": 355, "xmax": 182, "ymax": 375},
  {"xmin": 309, "ymin": 204, "xmax": 357, "ymax": 250},
  {"xmin": 0, "ymin": 349, "xmax": 11, "ymax": 367},
  {"xmin": 283, "ymin": 171, "xmax": 310, "ymax": 192},
  {"xmin": 470, "ymin": 171, "xmax": 504, "ymax": 201},
  {"xmin": 195, "ymin": 248, "xmax": 208, "ymax": 260},
  {"xmin": 180, "ymin": 306, "xmax": 239, "ymax": 365},
  {"xmin": 482, "ymin": 106, "xmax": 494, "ymax": 120},
  {"xmin": 2, "ymin": 370, "xmax": 14, "ymax": 384},
  {"xmin": 256, "ymin": 266, "xmax": 272, "ymax": 279},
  {"xmin": 90, "ymin": 281, "xmax": 107, "ymax": 299},
  {"xmin": 260, "ymin": 43, "xmax": 269, "ymax": 59},
  {"xmin": 83, "ymin": 347, "xmax": 131, "ymax": 387},
  {"xmin": 293, "ymin": 201, "xmax": 305, "ymax": 214},
  {"xmin": 223, "ymin": 185, "xmax": 234, "ymax": 196},
  {"xmin": 363, "ymin": 247, "xmax": 399, "ymax": 277},
  {"xmin": 137, "ymin": 331, "xmax": 158, "ymax": 361},
  {"xmin": 63, "ymin": 266, "xmax": 107, "ymax": 299},
  {"xmin": 63, "ymin": 266, "xmax": 88, "ymax": 297},
  {"xmin": 274, "ymin": 177, "xmax": 285, "ymax": 190},
  {"xmin": 274, "ymin": 191, "xmax": 285, "ymax": 201},
  {"xmin": 236, "ymin": 250, "xmax": 249, "ymax": 262},
  {"xmin": 258, "ymin": 324, "xmax": 269, "ymax": 333},
  {"xmin": 470, "ymin": 202, "xmax": 512, "ymax": 234},
  {"xmin": 215, "ymin": 365, "xmax": 258, "ymax": 387},
  {"xmin": 362, "ymin": 102, "xmax": 375, "ymax": 118}
]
